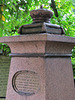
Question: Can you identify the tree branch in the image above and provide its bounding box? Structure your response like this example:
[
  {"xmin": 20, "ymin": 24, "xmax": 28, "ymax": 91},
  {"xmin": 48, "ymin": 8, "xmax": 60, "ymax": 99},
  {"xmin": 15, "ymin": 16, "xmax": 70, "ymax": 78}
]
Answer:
[{"xmin": 51, "ymin": 0, "xmax": 59, "ymax": 17}]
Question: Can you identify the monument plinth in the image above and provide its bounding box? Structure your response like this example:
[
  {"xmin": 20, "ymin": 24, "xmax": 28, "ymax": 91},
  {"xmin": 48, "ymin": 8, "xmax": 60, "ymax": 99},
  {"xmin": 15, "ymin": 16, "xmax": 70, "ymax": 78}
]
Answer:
[{"xmin": 0, "ymin": 6, "xmax": 75, "ymax": 100}]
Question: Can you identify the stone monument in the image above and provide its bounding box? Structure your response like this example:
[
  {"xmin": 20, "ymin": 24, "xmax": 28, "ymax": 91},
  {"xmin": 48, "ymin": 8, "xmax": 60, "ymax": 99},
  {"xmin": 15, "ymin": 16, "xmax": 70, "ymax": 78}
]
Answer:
[{"xmin": 0, "ymin": 6, "xmax": 75, "ymax": 100}]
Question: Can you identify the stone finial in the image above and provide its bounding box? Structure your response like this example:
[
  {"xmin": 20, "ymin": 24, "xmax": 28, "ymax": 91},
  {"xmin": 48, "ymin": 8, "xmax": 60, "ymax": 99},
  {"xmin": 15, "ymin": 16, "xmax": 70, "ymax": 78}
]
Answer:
[
  {"xmin": 18, "ymin": 5, "xmax": 65, "ymax": 35},
  {"xmin": 30, "ymin": 6, "xmax": 53, "ymax": 23},
  {"xmin": 40, "ymin": 5, "xmax": 43, "ymax": 9}
]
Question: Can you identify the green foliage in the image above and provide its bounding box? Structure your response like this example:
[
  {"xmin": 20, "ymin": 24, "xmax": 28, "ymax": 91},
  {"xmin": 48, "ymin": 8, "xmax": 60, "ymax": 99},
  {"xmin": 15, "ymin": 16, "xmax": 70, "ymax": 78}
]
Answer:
[
  {"xmin": 0, "ymin": 0, "xmax": 50, "ymax": 37},
  {"xmin": 0, "ymin": 0, "xmax": 74, "ymax": 37},
  {"xmin": 51, "ymin": 0, "xmax": 75, "ymax": 37},
  {"xmin": 73, "ymin": 0, "xmax": 75, "ymax": 13}
]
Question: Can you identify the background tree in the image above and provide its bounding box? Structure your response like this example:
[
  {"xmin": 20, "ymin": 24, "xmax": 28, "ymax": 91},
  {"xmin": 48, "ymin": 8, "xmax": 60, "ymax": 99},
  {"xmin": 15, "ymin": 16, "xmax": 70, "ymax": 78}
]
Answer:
[
  {"xmin": 0, "ymin": 0, "xmax": 75, "ymax": 36},
  {"xmin": 73, "ymin": 0, "xmax": 75, "ymax": 13}
]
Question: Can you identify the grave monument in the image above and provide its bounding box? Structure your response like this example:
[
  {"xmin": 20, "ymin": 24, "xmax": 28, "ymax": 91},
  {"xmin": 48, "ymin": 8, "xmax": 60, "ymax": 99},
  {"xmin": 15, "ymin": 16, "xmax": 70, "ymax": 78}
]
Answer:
[{"xmin": 0, "ymin": 6, "xmax": 75, "ymax": 100}]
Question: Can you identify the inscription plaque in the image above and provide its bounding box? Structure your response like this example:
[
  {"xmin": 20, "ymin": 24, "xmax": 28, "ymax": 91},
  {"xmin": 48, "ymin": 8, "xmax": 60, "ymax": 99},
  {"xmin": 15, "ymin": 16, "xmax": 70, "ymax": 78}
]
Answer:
[{"xmin": 12, "ymin": 70, "xmax": 40, "ymax": 96}]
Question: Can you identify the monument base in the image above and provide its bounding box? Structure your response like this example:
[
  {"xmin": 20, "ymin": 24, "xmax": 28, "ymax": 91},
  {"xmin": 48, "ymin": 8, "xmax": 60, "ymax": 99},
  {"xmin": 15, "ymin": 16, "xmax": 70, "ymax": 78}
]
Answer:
[
  {"xmin": 6, "ymin": 56, "xmax": 75, "ymax": 100},
  {"xmin": 0, "ymin": 34, "xmax": 75, "ymax": 100}
]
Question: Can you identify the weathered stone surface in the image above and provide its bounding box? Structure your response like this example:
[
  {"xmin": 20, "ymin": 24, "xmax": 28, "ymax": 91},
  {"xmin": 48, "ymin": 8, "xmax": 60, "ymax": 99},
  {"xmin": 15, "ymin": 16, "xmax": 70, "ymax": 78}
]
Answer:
[
  {"xmin": 0, "ymin": 56, "xmax": 10, "ymax": 99},
  {"xmin": 0, "ymin": 34, "xmax": 75, "ymax": 100}
]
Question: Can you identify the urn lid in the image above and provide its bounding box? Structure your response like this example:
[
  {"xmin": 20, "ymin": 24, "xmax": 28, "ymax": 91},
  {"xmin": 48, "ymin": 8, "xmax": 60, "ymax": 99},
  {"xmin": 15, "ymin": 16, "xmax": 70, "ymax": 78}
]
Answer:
[{"xmin": 30, "ymin": 5, "xmax": 53, "ymax": 23}]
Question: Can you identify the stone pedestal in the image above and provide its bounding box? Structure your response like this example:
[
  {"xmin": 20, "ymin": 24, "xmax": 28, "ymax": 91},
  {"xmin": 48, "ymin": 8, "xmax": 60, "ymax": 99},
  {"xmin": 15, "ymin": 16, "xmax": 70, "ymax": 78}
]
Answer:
[{"xmin": 0, "ymin": 34, "xmax": 75, "ymax": 100}]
